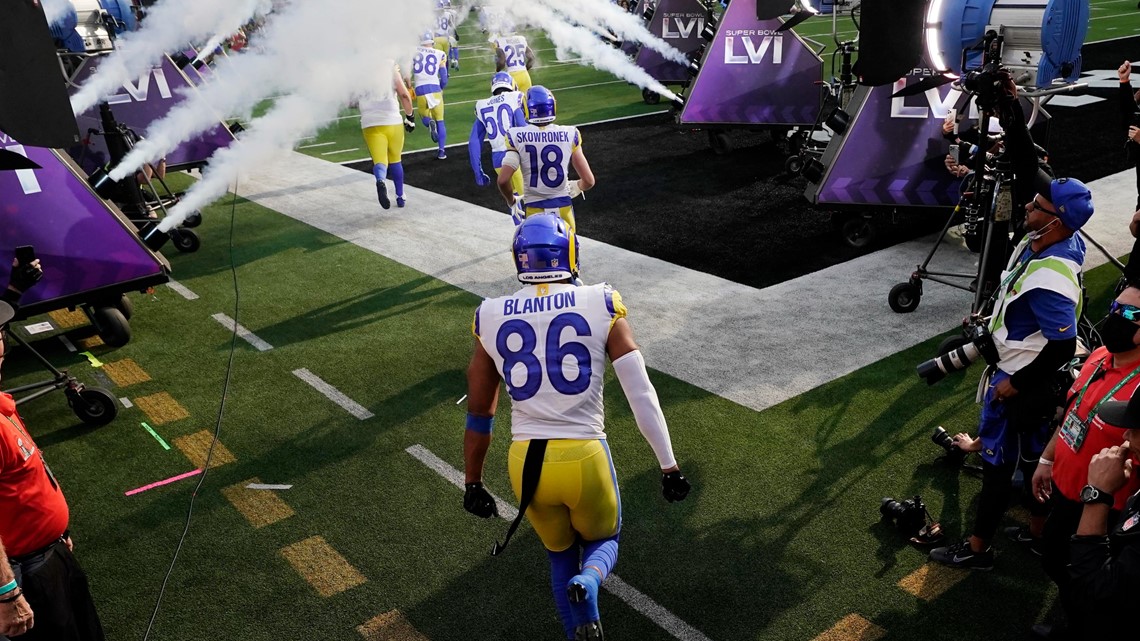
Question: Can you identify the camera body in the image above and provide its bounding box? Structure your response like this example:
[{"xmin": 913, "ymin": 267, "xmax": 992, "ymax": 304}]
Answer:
[
  {"xmin": 880, "ymin": 496, "xmax": 928, "ymax": 538},
  {"xmin": 916, "ymin": 321, "xmax": 1000, "ymax": 385}
]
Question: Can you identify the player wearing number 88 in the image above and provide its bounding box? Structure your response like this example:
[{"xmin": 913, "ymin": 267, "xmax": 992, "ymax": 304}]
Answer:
[
  {"xmin": 463, "ymin": 214, "xmax": 690, "ymax": 641},
  {"xmin": 412, "ymin": 32, "xmax": 450, "ymax": 159},
  {"xmin": 469, "ymin": 73, "xmax": 527, "ymax": 220},
  {"xmin": 498, "ymin": 86, "xmax": 595, "ymax": 234}
]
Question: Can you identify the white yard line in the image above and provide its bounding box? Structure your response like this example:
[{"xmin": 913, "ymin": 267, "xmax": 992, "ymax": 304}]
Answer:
[
  {"xmin": 211, "ymin": 312, "xmax": 273, "ymax": 351},
  {"xmin": 166, "ymin": 279, "xmax": 199, "ymax": 301},
  {"xmin": 405, "ymin": 444, "xmax": 715, "ymax": 641},
  {"xmin": 292, "ymin": 368, "xmax": 374, "ymax": 420}
]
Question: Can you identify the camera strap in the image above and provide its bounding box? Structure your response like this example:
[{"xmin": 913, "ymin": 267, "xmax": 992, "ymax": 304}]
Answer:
[{"xmin": 491, "ymin": 438, "xmax": 548, "ymax": 556}]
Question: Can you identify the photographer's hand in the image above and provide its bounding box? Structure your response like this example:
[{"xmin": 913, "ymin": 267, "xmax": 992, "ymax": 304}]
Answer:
[
  {"xmin": 952, "ymin": 433, "xmax": 982, "ymax": 452},
  {"xmin": 1129, "ymin": 126, "xmax": 1140, "ymax": 144},
  {"xmin": 1032, "ymin": 462, "xmax": 1053, "ymax": 503},
  {"xmin": 8, "ymin": 258, "xmax": 43, "ymax": 294},
  {"xmin": 1087, "ymin": 445, "xmax": 1132, "ymax": 495},
  {"xmin": 992, "ymin": 377, "xmax": 1018, "ymax": 402},
  {"xmin": 942, "ymin": 115, "xmax": 955, "ymax": 135},
  {"xmin": 1130, "ymin": 209, "xmax": 1140, "ymax": 239},
  {"xmin": 1119, "ymin": 60, "xmax": 1132, "ymax": 84}
]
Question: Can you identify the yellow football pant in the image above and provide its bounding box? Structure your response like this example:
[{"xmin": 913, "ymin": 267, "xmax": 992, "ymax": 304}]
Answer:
[{"xmin": 361, "ymin": 124, "xmax": 405, "ymax": 165}]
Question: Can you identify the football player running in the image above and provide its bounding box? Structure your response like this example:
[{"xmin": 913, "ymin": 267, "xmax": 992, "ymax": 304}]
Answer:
[
  {"xmin": 434, "ymin": 0, "xmax": 460, "ymax": 70},
  {"xmin": 412, "ymin": 32, "xmax": 450, "ymax": 160},
  {"xmin": 494, "ymin": 30, "xmax": 536, "ymax": 93},
  {"xmin": 498, "ymin": 86, "xmax": 595, "ymax": 233},
  {"xmin": 462, "ymin": 214, "xmax": 690, "ymax": 641},
  {"xmin": 358, "ymin": 61, "xmax": 416, "ymax": 209},
  {"xmin": 469, "ymin": 72, "xmax": 527, "ymax": 223}
]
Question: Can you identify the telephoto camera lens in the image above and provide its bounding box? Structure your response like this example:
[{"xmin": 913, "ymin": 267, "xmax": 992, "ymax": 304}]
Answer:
[
  {"xmin": 916, "ymin": 341, "xmax": 983, "ymax": 385},
  {"xmin": 931, "ymin": 426, "xmax": 967, "ymax": 464}
]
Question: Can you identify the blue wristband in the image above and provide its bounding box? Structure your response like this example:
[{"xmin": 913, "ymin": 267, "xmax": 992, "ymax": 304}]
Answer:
[
  {"xmin": 0, "ymin": 579, "xmax": 16, "ymax": 595},
  {"xmin": 465, "ymin": 413, "xmax": 494, "ymax": 434}
]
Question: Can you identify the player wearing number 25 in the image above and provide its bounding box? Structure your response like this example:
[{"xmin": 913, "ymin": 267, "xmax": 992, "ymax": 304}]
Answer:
[
  {"xmin": 498, "ymin": 86, "xmax": 595, "ymax": 234},
  {"xmin": 462, "ymin": 214, "xmax": 690, "ymax": 641}
]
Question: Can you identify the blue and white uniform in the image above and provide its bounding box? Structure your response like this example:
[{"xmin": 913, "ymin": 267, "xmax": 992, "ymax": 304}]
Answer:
[
  {"xmin": 495, "ymin": 34, "xmax": 533, "ymax": 92},
  {"xmin": 503, "ymin": 124, "xmax": 583, "ymax": 229},
  {"xmin": 469, "ymin": 90, "xmax": 526, "ymax": 188}
]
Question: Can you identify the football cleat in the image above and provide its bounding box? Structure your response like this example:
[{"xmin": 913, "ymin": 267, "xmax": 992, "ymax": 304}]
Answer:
[
  {"xmin": 429, "ymin": 120, "xmax": 439, "ymax": 143},
  {"xmin": 396, "ymin": 195, "xmax": 407, "ymax": 208},
  {"xmin": 376, "ymin": 181, "xmax": 390, "ymax": 209},
  {"xmin": 436, "ymin": 149, "xmax": 447, "ymax": 160},
  {"xmin": 568, "ymin": 572, "xmax": 603, "ymax": 641}
]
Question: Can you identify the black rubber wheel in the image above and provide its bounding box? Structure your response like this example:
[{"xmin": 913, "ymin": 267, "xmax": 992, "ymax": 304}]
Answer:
[
  {"xmin": 182, "ymin": 211, "xmax": 203, "ymax": 228},
  {"xmin": 642, "ymin": 88, "xmax": 661, "ymax": 105},
  {"xmin": 889, "ymin": 282, "xmax": 921, "ymax": 313},
  {"xmin": 116, "ymin": 294, "xmax": 134, "ymax": 320},
  {"xmin": 785, "ymin": 155, "xmax": 804, "ymax": 174},
  {"xmin": 172, "ymin": 229, "xmax": 201, "ymax": 253},
  {"xmin": 936, "ymin": 334, "xmax": 971, "ymax": 357},
  {"xmin": 840, "ymin": 216, "xmax": 877, "ymax": 249},
  {"xmin": 70, "ymin": 387, "xmax": 118, "ymax": 426},
  {"xmin": 708, "ymin": 130, "xmax": 731, "ymax": 155},
  {"xmin": 91, "ymin": 306, "xmax": 131, "ymax": 347},
  {"xmin": 964, "ymin": 231, "xmax": 982, "ymax": 253}
]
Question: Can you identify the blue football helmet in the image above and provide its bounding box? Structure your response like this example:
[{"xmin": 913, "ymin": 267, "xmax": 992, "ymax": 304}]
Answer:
[
  {"xmin": 526, "ymin": 86, "xmax": 557, "ymax": 125},
  {"xmin": 421, "ymin": 31, "xmax": 435, "ymax": 44},
  {"xmin": 491, "ymin": 72, "xmax": 516, "ymax": 94},
  {"xmin": 512, "ymin": 214, "xmax": 578, "ymax": 283}
]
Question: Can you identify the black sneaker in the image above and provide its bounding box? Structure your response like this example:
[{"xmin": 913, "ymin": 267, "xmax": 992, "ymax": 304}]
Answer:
[
  {"xmin": 573, "ymin": 621, "xmax": 603, "ymax": 641},
  {"xmin": 376, "ymin": 181, "xmax": 390, "ymax": 209},
  {"xmin": 929, "ymin": 539, "xmax": 994, "ymax": 570},
  {"xmin": 1003, "ymin": 526, "xmax": 1044, "ymax": 557}
]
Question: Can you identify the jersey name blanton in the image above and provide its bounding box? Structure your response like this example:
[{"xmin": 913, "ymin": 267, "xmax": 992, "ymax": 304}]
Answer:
[{"xmin": 503, "ymin": 291, "xmax": 577, "ymax": 316}]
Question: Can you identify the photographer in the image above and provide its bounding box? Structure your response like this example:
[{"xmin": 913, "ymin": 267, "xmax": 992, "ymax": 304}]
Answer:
[
  {"xmin": 1065, "ymin": 390, "xmax": 1140, "ymax": 640},
  {"xmin": 930, "ymin": 134, "xmax": 1094, "ymax": 569},
  {"xmin": 1027, "ymin": 286, "xmax": 1140, "ymax": 640}
]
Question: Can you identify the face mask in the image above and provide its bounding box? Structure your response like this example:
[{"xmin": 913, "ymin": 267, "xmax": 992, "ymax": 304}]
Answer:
[
  {"xmin": 1026, "ymin": 217, "xmax": 1059, "ymax": 241},
  {"xmin": 1102, "ymin": 313, "xmax": 1140, "ymax": 354}
]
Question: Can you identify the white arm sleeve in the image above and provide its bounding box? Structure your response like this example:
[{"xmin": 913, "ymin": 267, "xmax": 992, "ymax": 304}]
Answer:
[
  {"xmin": 501, "ymin": 150, "xmax": 521, "ymax": 169},
  {"xmin": 612, "ymin": 350, "xmax": 677, "ymax": 470}
]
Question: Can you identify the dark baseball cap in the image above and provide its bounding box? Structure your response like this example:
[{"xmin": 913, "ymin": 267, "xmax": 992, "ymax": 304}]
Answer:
[{"xmin": 1099, "ymin": 389, "xmax": 1140, "ymax": 430}]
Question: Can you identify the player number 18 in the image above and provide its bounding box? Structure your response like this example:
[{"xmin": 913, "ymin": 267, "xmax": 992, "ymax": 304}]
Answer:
[{"xmin": 525, "ymin": 144, "xmax": 565, "ymax": 189}]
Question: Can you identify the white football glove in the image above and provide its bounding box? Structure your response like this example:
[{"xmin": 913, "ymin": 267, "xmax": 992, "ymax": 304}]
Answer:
[{"xmin": 569, "ymin": 180, "xmax": 583, "ymax": 199}]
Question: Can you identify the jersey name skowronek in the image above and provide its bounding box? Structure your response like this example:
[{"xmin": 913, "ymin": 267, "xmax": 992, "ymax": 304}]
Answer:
[
  {"xmin": 475, "ymin": 283, "xmax": 624, "ymax": 441},
  {"xmin": 507, "ymin": 124, "xmax": 581, "ymax": 207},
  {"xmin": 475, "ymin": 91, "xmax": 524, "ymax": 153}
]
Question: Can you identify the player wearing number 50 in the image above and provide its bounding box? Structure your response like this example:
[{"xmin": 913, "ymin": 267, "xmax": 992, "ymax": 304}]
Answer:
[
  {"xmin": 498, "ymin": 87, "xmax": 595, "ymax": 233},
  {"xmin": 412, "ymin": 33, "xmax": 450, "ymax": 160},
  {"xmin": 470, "ymin": 73, "xmax": 527, "ymax": 221},
  {"xmin": 462, "ymin": 215, "xmax": 690, "ymax": 640}
]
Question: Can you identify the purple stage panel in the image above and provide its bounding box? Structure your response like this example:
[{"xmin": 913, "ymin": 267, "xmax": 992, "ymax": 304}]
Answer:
[
  {"xmin": 807, "ymin": 64, "xmax": 977, "ymax": 209},
  {"xmin": 0, "ymin": 135, "xmax": 169, "ymax": 317},
  {"xmin": 634, "ymin": 0, "xmax": 706, "ymax": 84},
  {"xmin": 679, "ymin": 0, "xmax": 822, "ymax": 126},
  {"xmin": 67, "ymin": 54, "xmax": 233, "ymax": 172}
]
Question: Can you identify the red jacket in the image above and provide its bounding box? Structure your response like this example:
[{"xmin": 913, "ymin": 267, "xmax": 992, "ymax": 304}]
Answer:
[{"xmin": 0, "ymin": 393, "xmax": 69, "ymax": 557}]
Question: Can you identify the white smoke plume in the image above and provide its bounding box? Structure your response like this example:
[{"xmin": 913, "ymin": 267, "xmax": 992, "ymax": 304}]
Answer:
[
  {"xmin": 150, "ymin": 0, "xmax": 435, "ymax": 228},
  {"xmin": 542, "ymin": 0, "xmax": 687, "ymax": 65},
  {"xmin": 71, "ymin": 0, "xmax": 269, "ymax": 115},
  {"xmin": 492, "ymin": 0, "xmax": 681, "ymax": 100},
  {"xmin": 41, "ymin": 0, "xmax": 73, "ymax": 26},
  {"xmin": 192, "ymin": 33, "xmax": 229, "ymax": 63}
]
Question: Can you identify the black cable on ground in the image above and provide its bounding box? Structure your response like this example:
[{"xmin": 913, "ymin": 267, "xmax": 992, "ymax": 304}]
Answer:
[{"xmin": 142, "ymin": 184, "xmax": 241, "ymax": 641}]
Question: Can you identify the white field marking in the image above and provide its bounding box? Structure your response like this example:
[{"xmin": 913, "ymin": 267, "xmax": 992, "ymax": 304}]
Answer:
[
  {"xmin": 166, "ymin": 279, "xmax": 199, "ymax": 300},
  {"xmin": 119, "ymin": 397, "xmax": 133, "ymax": 408},
  {"xmin": 58, "ymin": 335, "xmax": 77, "ymax": 352},
  {"xmin": 292, "ymin": 368, "xmax": 374, "ymax": 420},
  {"xmin": 321, "ymin": 148, "xmax": 360, "ymax": 156},
  {"xmin": 246, "ymin": 483, "xmax": 293, "ymax": 490},
  {"xmin": 405, "ymin": 444, "xmax": 715, "ymax": 641},
  {"xmin": 456, "ymin": 394, "xmax": 467, "ymax": 404},
  {"xmin": 298, "ymin": 141, "xmax": 336, "ymax": 149},
  {"xmin": 211, "ymin": 313, "xmax": 273, "ymax": 351}
]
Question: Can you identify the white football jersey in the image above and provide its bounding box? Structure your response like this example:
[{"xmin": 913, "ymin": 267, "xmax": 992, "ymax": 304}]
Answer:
[
  {"xmin": 411, "ymin": 46, "xmax": 447, "ymax": 94},
  {"xmin": 495, "ymin": 35, "xmax": 530, "ymax": 73},
  {"xmin": 358, "ymin": 61, "xmax": 402, "ymax": 128},
  {"xmin": 474, "ymin": 91, "xmax": 525, "ymax": 153},
  {"xmin": 474, "ymin": 282, "xmax": 626, "ymax": 441},
  {"xmin": 435, "ymin": 9, "xmax": 457, "ymax": 37},
  {"xmin": 505, "ymin": 124, "xmax": 582, "ymax": 208}
]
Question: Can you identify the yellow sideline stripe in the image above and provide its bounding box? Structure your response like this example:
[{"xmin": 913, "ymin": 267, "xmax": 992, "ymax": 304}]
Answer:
[
  {"xmin": 357, "ymin": 610, "xmax": 431, "ymax": 641},
  {"xmin": 811, "ymin": 614, "xmax": 886, "ymax": 641},
  {"xmin": 102, "ymin": 359, "xmax": 152, "ymax": 387},
  {"xmin": 48, "ymin": 308, "xmax": 88, "ymax": 329},
  {"xmin": 173, "ymin": 429, "xmax": 236, "ymax": 469},
  {"xmin": 134, "ymin": 392, "xmax": 190, "ymax": 425},
  {"xmin": 280, "ymin": 536, "xmax": 366, "ymax": 598},
  {"xmin": 221, "ymin": 478, "xmax": 295, "ymax": 529},
  {"xmin": 898, "ymin": 563, "xmax": 968, "ymax": 601}
]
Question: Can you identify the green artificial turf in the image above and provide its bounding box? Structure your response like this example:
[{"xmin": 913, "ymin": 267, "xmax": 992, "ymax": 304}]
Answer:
[{"xmin": 0, "ymin": 181, "xmax": 1128, "ymax": 640}]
